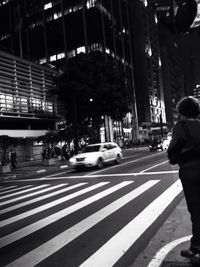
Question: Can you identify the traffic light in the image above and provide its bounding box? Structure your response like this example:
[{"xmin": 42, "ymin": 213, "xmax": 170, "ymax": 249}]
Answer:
[{"xmin": 174, "ymin": 0, "xmax": 197, "ymax": 32}]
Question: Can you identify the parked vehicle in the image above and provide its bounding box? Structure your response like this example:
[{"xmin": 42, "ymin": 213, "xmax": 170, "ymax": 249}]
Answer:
[{"xmin": 69, "ymin": 142, "xmax": 122, "ymax": 170}]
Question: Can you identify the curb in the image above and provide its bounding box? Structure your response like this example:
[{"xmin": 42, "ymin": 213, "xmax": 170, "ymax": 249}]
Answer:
[{"xmin": 0, "ymin": 163, "xmax": 70, "ymax": 182}]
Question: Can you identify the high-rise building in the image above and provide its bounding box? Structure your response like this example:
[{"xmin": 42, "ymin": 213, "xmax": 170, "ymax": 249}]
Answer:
[
  {"xmin": 153, "ymin": 0, "xmax": 200, "ymax": 127},
  {"xmin": 0, "ymin": 0, "xmax": 139, "ymax": 141},
  {"xmin": 130, "ymin": 0, "xmax": 166, "ymax": 138}
]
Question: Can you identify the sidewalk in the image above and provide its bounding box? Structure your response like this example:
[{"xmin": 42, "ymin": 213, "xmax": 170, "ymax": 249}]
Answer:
[
  {"xmin": 132, "ymin": 197, "xmax": 193, "ymax": 267},
  {"xmin": 0, "ymin": 158, "xmax": 70, "ymax": 182}
]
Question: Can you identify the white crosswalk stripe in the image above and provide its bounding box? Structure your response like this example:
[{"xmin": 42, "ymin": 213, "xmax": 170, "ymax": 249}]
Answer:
[
  {"xmin": 0, "ymin": 185, "xmax": 18, "ymax": 193},
  {"xmin": 0, "ymin": 183, "xmax": 85, "ymax": 214},
  {"xmin": 0, "ymin": 179, "xmax": 182, "ymax": 267},
  {"xmin": 0, "ymin": 185, "xmax": 32, "ymax": 196},
  {"xmin": 0, "ymin": 184, "xmax": 49, "ymax": 201},
  {"xmin": 0, "ymin": 183, "xmax": 67, "ymax": 208},
  {"xmin": 0, "ymin": 182, "xmax": 108, "ymax": 227}
]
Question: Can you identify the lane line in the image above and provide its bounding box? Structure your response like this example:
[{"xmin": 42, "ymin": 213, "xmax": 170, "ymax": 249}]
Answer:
[
  {"xmin": 8, "ymin": 170, "xmax": 179, "ymax": 182},
  {"xmin": 87, "ymin": 152, "xmax": 164, "ymax": 175},
  {"xmin": 139, "ymin": 160, "xmax": 169, "ymax": 173},
  {"xmin": 4, "ymin": 180, "xmax": 158, "ymax": 267},
  {"xmin": 0, "ymin": 182, "xmax": 108, "ymax": 228},
  {"xmin": 147, "ymin": 235, "xmax": 191, "ymax": 267},
  {"xmin": 0, "ymin": 181, "xmax": 131, "ymax": 248},
  {"xmin": 80, "ymin": 180, "xmax": 183, "ymax": 267}
]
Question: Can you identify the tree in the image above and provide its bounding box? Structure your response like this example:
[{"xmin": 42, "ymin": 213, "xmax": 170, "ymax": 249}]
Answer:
[{"xmin": 55, "ymin": 52, "xmax": 133, "ymax": 152}]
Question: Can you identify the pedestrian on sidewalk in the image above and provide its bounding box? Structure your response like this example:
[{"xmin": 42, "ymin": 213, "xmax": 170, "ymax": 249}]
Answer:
[
  {"xmin": 167, "ymin": 96, "xmax": 200, "ymax": 261},
  {"xmin": 10, "ymin": 149, "xmax": 17, "ymax": 169}
]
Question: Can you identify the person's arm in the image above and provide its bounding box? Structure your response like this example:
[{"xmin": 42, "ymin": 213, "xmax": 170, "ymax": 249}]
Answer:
[{"xmin": 167, "ymin": 122, "xmax": 186, "ymax": 164}]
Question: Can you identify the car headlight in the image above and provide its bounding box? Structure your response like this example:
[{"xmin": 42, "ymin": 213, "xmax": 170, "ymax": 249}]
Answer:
[{"xmin": 69, "ymin": 158, "xmax": 76, "ymax": 163}]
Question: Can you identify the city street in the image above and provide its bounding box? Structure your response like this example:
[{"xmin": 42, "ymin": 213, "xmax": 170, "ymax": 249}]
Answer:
[{"xmin": 0, "ymin": 149, "xmax": 183, "ymax": 267}]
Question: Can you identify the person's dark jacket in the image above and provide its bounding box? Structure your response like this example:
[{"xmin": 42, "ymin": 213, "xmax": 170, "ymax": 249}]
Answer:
[{"xmin": 167, "ymin": 119, "xmax": 200, "ymax": 166}]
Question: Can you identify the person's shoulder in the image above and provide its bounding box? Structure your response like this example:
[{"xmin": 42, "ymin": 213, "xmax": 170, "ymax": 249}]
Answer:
[{"xmin": 172, "ymin": 121, "xmax": 182, "ymax": 131}]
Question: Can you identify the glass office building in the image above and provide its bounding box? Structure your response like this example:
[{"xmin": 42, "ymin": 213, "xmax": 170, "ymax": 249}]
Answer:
[{"xmin": 0, "ymin": 0, "xmax": 139, "ymax": 141}]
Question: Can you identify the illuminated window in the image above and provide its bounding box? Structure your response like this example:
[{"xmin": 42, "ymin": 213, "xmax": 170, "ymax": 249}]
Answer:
[
  {"xmin": 32, "ymin": 98, "xmax": 42, "ymax": 110},
  {"xmin": 53, "ymin": 12, "xmax": 62, "ymax": 20},
  {"xmin": 57, "ymin": 52, "xmax": 65, "ymax": 59},
  {"xmin": 39, "ymin": 58, "xmax": 47, "ymax": 64},
  {"xmin": 19, "ymin": 97, "xmax": 28, "ymax": 112},
  {"xmin": 145, "ymin": 44, "xmax": 152, "ymax": 57},
  {"xmin": 106, "ymin": 48, "xmax": 110, "ymax": 54},
  {"xmin": 77, "ymin": 46, "xmax": 86, "ymax": 54},
  {"xmin": 158, "ymin": 57, "xmax": 162, "ymax": 67},
  {"xmin": 0, "ymin": 93, "xmax": 13, "ymax": 111},
  {"xmin": 155, "ymin": 14, "xmax": 158, "ymax": 24},
  {"xmin": 143, "ymin": 0, "xmax": 148, "ymax": 7},
  {"xmin": 50, "ymin": 55, "xmax": 56, "ymax": 62},
  {"xmin": 44, "ymin": 2, "xmax": 52, "ymax": 10},
  {"xmin": 67, "ymin": 50, "xmax": 76, "ymax": 58},
  {"xmin": 86, "ymin": 0, "xmax": 96, "ymax": 9}
]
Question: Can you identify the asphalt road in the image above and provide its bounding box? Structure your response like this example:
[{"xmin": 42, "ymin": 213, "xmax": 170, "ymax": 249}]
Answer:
[{"xmin": 0, "ymin": 149, "xmax": 183, "ymax": 267}]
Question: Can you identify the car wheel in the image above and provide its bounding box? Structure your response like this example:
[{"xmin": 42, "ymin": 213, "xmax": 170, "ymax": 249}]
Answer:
[
  {"xmin": 97, "ymin": 158, "xmax": 103, "ymax": 169},
  {"xmin": 115, "ymin": 154, "xmax": 121, "ymax": 164}
]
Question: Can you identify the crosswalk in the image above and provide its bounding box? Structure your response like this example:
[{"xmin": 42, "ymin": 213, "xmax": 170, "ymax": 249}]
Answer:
[{"xmin": 0, "ymin": 179, "xmax": 182, "ymax": 267}]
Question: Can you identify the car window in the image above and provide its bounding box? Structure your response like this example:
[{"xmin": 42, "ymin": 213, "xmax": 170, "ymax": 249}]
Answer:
[
  {"xmin": 83, "ymin": 145, "xmax": 100, "ymax": 152},
  {"xmin": 103, "ymin": 144, "xmax": 109, "ymax": 150}
]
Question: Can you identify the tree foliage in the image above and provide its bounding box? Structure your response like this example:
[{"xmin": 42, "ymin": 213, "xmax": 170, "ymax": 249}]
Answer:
[{"xmin": 55, "ymin": 52, "xmax": 133, "ymax": 126}]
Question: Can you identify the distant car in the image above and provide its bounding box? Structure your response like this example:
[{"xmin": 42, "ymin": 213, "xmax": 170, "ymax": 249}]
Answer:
[
  {"xmin": 162, "ymin": 139, "xmax": 170, "ymax": 150},
  {"xmin": 69, "ymin": 142, "xmax": 122, "ymax": 170},
  {"xmin": 149, "ymin": 140, "xmax": 164, "ymax": 151}
]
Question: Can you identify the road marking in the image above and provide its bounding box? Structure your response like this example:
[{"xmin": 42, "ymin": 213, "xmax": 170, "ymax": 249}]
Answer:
[
  {"xmin": 8, "ymin": 170, "xmax": 179, "ymax": 182},
  {"xmin": 0, "ymin": 181, "xmax": 131, "ymax": 248},
  {"xmin": 87, "ymin": 152, "xmax": 164, "ymax": 175},
  {"xmin": 139, "ymin": 160, "xmax": 169, "ymax": 173},
  {"xmin": 0, "ymin": 184, "xmax": 49, "ymax": 201},
  {"xmin": 0, "ymin": 182, "xmax": 108, "ymax": 228},
  {"xmin": 80, "ymin": 180, "xmax": 183, "ymax": 267},
  {"xmin": 4, "ymin": 180, "xmax": 158, "ymax": 267},
  {"xmin": 40, "ymin": 170, "xmax": 71, "ymax": 178},
  {"xmin": 0, "ymin": 184, "xmax": 67, "ymax": 207},
  {"xmin": 41, "ymin": 171, "xmax": 179, "ymax": 179},
  {"xmin": 36, "ymin": 169, "xmax": 46, "ymax": 174},
  {"xmin": 0, "ymin": 185, "xmax": 32, "ymax": 195},
  {"xmin": 0, "ymin": 185, "xmax": 17, "ymax": 192},
  {"xmin": 0, "ymin": 183, "xmax": 87, "ymax": 214},
  {"xmin": 147, "ymin": 235, "xmax": 191, "ymax": 267}
]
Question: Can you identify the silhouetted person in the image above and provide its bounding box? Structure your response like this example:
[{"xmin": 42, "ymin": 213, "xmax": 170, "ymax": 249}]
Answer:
[{"xmin": 10, "ymin": 149, "xmax": 17, "ymax": 169}]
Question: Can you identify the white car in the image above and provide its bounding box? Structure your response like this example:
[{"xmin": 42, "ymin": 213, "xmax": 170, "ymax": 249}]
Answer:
[
  {"xmin": 69, "ymin": 142, "xmax": 122, "ymax": 170},
  {"xmin": 162, "ymin": 139, "xmax": 170, "ymax": 150}
]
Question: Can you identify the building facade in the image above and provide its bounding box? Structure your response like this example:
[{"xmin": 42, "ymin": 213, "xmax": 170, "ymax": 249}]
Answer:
[
  {"xmin": 0, "ymin": 50, "xmax": 60, "ymax": 162},
  {"xmin": 130, "ymin": 0, "xmax": 167, "ymax": 139},
  {"xmin": 0, "ymin": 0, "xmax": 139, "ymax": 142}
]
